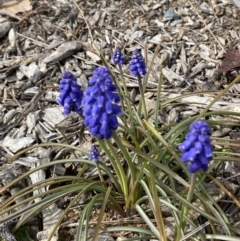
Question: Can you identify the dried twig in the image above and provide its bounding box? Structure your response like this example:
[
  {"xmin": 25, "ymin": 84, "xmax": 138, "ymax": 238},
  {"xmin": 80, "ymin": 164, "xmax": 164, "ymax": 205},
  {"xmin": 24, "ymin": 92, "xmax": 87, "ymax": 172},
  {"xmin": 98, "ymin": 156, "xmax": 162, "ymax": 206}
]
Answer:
[{"xmin": 0, "ymin": 10, "xmax": 21, "ymax": 20}]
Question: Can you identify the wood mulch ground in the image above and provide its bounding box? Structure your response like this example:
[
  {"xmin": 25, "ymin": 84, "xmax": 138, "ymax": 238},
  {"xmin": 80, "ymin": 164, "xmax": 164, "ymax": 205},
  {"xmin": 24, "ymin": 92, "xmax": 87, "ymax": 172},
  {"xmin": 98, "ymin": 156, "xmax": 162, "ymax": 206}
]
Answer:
[{"xmin": 1, "ymin": 0, "xmax": 240, "ymax": 240}]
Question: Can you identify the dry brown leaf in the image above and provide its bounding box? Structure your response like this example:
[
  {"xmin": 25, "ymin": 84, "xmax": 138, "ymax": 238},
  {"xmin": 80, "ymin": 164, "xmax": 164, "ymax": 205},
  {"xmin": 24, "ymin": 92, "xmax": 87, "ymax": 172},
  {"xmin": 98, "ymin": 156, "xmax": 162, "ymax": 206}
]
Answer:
[
  {"xmin": 218, "ymin": 46, "xmax": 240, "ymax": 73},
  {"xmin": 0, "ymin": 0, "xmax": 32, "ymax": 14}
]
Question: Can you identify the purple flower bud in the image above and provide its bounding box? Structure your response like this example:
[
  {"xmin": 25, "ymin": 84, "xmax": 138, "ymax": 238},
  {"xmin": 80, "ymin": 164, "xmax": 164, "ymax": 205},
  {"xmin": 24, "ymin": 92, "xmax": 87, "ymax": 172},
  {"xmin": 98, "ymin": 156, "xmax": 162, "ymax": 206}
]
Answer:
[
  {"xmin": 112, "ymin": 47, "xmax": 124, "ymax": 65},
  {"xmin": 57, "ymin": 71, "xmax": 83, "ymax": 115},
  {"xmin": 89, "ymin": 144, "xmax": 100, "ymax": 162},
  {"xmin": 178, "ymin": 120, "xmax": 213, "ymax": 173},
  {"xmin": 129, "ymin": 49, "xmax": 147, "ymax": 77}
]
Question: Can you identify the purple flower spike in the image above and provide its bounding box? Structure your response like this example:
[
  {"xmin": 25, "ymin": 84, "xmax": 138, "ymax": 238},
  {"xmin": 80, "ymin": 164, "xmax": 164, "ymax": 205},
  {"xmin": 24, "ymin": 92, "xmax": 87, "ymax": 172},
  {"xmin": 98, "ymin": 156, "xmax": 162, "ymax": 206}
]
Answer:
[
  {"xmin": 178, "ymin": 120, "xmax": 213, "ymax": 173},
  {"xmin": 129, "ymin": 49, "xmax": 147, "ymax": 77},
  {"xmin": 112, "ymin": 47, "xmax": 124, "ymax": 65},
  {"xmin": 89, "ymin": 144, "xmax": 100, "ymax": 162},
  {"xmin": 57, "ymin": 71, "xmax": 83, "ymax": 115},
  {"xmin": 82, "ymin": 66, "xmax": 122, "ymax": 140}
]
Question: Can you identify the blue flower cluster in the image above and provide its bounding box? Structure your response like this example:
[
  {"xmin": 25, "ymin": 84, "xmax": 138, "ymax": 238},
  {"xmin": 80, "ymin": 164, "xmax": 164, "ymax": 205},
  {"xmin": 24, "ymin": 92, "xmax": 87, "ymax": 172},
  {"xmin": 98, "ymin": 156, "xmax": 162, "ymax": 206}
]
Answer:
[
  {"xmin": 89, "ymin": 144, "xmax": 100, "ymax": 162},
  {"xmin": 178, "ymin": 120, "xmax": 213, "ymax": 173},
  {"xmin": 57, "ymin": 48, "xmax": 145, "ymax": 140},
  {"xmin": 129, "ymin": 49, "xmax": 147, "ymax": 77},
  {"xmin": 57, "ymin": 71, "xmax": 83, "ymax": 115},
  {"xmin": 112, "ymin": 47, "xmax": 124, "ymax": 65},
  {"xmin": 82, "ymin": 66, "xmax": 122, "ymax": 139}
]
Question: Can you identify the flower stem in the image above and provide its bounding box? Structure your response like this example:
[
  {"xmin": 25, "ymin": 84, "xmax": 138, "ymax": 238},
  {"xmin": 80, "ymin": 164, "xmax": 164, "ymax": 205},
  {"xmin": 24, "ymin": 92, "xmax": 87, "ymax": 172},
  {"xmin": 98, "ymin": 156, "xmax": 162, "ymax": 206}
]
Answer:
[
  {"xmin": 118, "ymin": 65, "xmax": 132, "ymax": 113},
  {"xmin": 112, "ymin": 132, "xmax": 137, "ymax": 207},
  {"xmin": 137, "ymin": 75, "xmax": 148, "ymax": 120},
  {"xmin": 97, "ymin": 140, "xmax": 121, "ymax": 184},
  {"xmin": 176, "ymin": 173, "xmax": 197, "ymax": 241},
  {"xmin": 96, "ymin": 162, "xmax": 104, "ymax": 182},
  {"xmin": 118, "ymin": 65, "xmax": 135, "ymax": 131},
  {"xmin": 104, "ymin": 139, "xmax": 129, "ymax": 201}
]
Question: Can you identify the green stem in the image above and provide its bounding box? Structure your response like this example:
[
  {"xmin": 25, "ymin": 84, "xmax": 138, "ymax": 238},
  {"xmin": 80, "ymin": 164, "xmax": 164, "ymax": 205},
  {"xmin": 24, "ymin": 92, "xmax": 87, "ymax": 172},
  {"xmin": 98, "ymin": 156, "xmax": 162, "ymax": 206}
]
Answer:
[
  {"xmin": 143, "ymin": 119, "xmax": 189, "ymax": 177},
  {"xmin": 118, "ymin": 65, "xmax": 136, "ymax": 139},
  {"xmin": 97, "ymin": 139, "xmax": 123, "ymax": 193},
  {"xmin": 176, "ymin": 173, "xmax": 197, "ymax": 241},
  {"xmin": 185, "ymin": 173, "xmax": 197, "ymax": 216},
  {"xmin": 96, "ymin": 162, "xmax": 104, "ymax": 182},
  {"xmin": 125, "ymin": 164, "xmax": 144, "ymax": 209},
  {"xmin": 112, "ymin": 132, "xmax": 136, "ymax": 207},
  {"xmin": 137, "ymin": 75, "xmax": 148, "ymax": 120},
  {"xmin": 155, "ymin": 71, "xmax": 163, "ymax": 128},
  {"xmin": 112, "ymin": 132, "xmax": 136, "ymax": 179},
  {"xmin": 118, "ymin": 65, "xmax": 134, "ymax": 120},
  {"xmin": 105, "ymin": 139, "xmax": 128, "ymax": 201}
]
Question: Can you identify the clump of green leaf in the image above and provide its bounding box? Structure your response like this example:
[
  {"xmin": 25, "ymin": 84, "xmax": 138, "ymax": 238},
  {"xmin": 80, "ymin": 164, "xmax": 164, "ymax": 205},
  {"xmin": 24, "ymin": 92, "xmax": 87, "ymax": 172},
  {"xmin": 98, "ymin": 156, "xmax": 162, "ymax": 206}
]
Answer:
[{"xmin": 1, "ymin": 42, "xmax": 240, "ymax": 241}]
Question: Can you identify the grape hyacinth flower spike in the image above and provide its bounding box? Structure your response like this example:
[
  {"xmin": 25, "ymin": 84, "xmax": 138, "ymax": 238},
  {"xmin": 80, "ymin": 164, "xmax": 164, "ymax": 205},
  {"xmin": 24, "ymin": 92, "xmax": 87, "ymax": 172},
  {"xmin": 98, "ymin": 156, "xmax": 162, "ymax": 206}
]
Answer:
[
  {"xmin": 82, "ymin": 66, "xmax": 122, "ymax": 139},
  {"xmin": 129, "ymin": 49, "xmax": 147, "ymax": 77},
  {"xmin": 89, "ymin": 144, "xmax": 100, "ymax": 162},
  {"xmin": 57, "ymin": 71, "xmax": 83, "ymax": 115},
  {"xmin": 178, "ymin": 120, "xmax": 213, "ymax": 173},
  {"xmin": 129, "ymin": 49, "xmax": 148, "ymax": 119},
  {"xmin": 112, "ymin": 47, "xmax": 124, "ymax": 66}
]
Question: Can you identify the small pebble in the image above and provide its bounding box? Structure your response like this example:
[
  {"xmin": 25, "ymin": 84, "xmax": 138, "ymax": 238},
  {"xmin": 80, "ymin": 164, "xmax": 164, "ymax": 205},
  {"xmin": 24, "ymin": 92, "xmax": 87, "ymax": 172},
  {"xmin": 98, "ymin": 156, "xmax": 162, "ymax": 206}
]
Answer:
[
  {"xmin": 164, "ymin": 9, "xmax": 180, "ymax": 20},
  {"xmin": 202, "ymin": 81, "xmax": 218, "ymax": 90}
]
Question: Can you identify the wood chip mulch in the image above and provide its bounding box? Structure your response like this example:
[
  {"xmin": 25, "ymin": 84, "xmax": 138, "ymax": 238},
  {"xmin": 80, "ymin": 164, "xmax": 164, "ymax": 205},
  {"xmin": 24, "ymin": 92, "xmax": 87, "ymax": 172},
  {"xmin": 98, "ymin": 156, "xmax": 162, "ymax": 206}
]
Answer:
[{"xmin": 1, "ymin": 0, "xmax": 240, "ymax": 240}]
